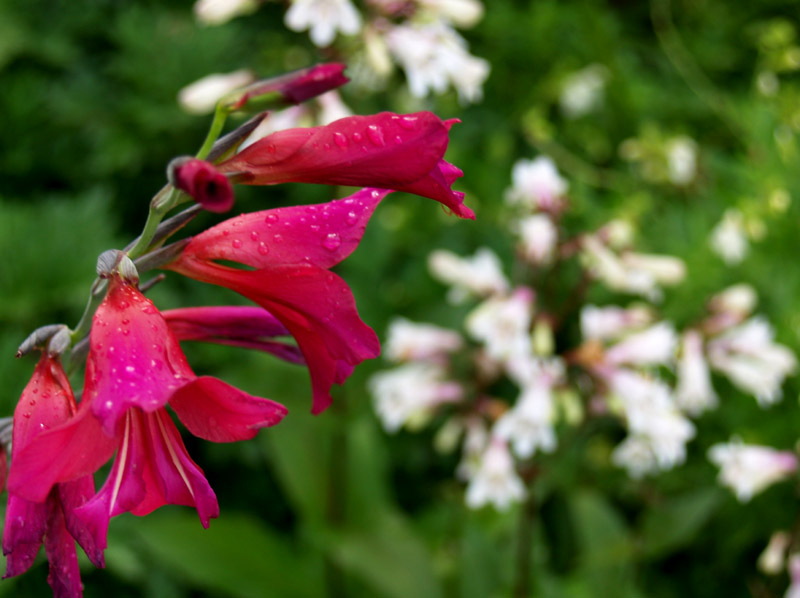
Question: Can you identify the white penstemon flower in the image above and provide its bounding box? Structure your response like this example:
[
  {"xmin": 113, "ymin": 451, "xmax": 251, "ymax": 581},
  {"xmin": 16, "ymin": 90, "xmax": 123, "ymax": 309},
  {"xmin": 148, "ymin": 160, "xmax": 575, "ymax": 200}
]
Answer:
[
  {"xmin": 516, "ymin": 214, "xmax": 558, "ymax": 265},
  {"xmin": 465, "ymin": 440, "xmax": 526, "ymax": 510},
  {"xmin": 709, "ymin": 209, "xmax": 749, "ymax": 265},
  {"xmin": 708, "ymin": 440, "xmax": 798, "ymax": 502},
  {"xmin": 428, "ymin": 247, "xmax": 510, "ymax": 303},
  {"xmin": 285, "ymin": 0, "xmax": 362, "ymax": 47},
  {"xmin": 505, "ymin": 156, "xmax": 568, "ymax": 212},
  {"xmin": 559, "ymin": 64, "xmax": 608, "ymax": 118},
  {"xmin": 193, "ymin": 0, "xmax": 259, "ymax": 25},
  {"xmin": 674, "ymin": 330, "xmax": 718, "ymax": 415},
  {"xmin": 177, "ymin": 70, "xmax": 255, "ymax": 115},
  {"xmin": 604, "ymin": 322, "xmax": 678, "ymax": 367},
  {"xmin": 580, "ymin": 304, "xmax": 653, "ymax": 342},
  {"xmin": 384, "ymin": 318, "xmax": 463, "ymax": 363},
  {"xmin": 417, "ymin": 0, "xmax": 485, "ymax": 28},
  {"xmin": 466, "ymin": 288, "xmax": 535, "ymax": 364},
  {"xmin": 665, "ymin": 135, "xmax": 698, "ymax": 186}
]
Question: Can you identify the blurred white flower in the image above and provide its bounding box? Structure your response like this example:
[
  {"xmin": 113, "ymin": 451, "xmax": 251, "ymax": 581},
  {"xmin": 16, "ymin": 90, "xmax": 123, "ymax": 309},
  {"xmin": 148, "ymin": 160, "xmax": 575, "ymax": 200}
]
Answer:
[
  {"xmin": 385, "ymin": 317, "xmax": 463, "ymax": 363},
  {"xmin": 316, "ymin": 90, "xmax": 352, "ymax": 125},
  {"xmin": 428, "ymin": 247, "xmax": 510, "ymax": 303},
  {"xmin": 559, "ymin": 64, "xmax": 608, "ymax": 118},
  {"xmin": 709, "ymin": 283, "xmax": 758, "ymax": 319},
  {"xmin": 665, "ymin": 136, "xmax": 698, "ymax": 185},
  {"xmin": 505, "ymin": 156, "xmax": 568, "ymax": 212},
  {"xmin": 457, "ymin": 417, "xmax": 489, "ymax": 481},
  {"xmin": 605, "ymin": 322, "xmax": 678, "ymax": 367},
  {"xmin": 675, "ymin": 330, "xmax": 718, "ymax": 415},
  {"xmin": 465, "ymin": 440, "xmax": 526, "ymax": 510},
  {"xmin": 517, "ymin": 214, "xmax": 558, "ymax": 264},
  {"xmin": 710, "ymin": 209, "xmax": 749, "ymax": 265},
  {"xmin": 620, "ymin": 252, "xmax": 686, "ymax": 286},
  {"xmin": 369, "ymin": 363, "xmax": 462, "ymax": 432},
  {"xmin": 581, "ymin": 304, "xmax": 653, "ymax": 341},
  {"xmin": 787, "ymin": 554, "xmax": 800, "ymax": 598},
  {"xmin": 604, "ymin": 219, "xmax": 635, "ymax": 249},
  {"xmin": 708, "ymin": 440, "xmax": 798, "ymax": 502},
  {"xmin": 466, "ymin": 288, "xmax": 535, "ymax": 364},
  {"xmin": 758, "ymin": 531, "xmax": 790, "ymax": 575},
  {"xmin": 385, "ymin": 21, "xmax": 489, "ymax": 103},
  {"xmin": 418, "ymin": 0, "xmax": 484, "ymax": 28},
  {"xmin": 285, "ymin": 0, "xmax": 362, "ymax": 47},
  {"xmin": 194, "ymin": 0, "xmax": 258, "ymax": 25},
  {"xmin": 178, "ymin": 70, "xmax": 255, "ymax": 115},
  {"xmin": 612, "ymin": 435, "xmax": 659, "ymax": 478},
  {"xmin": 707, "ymin": 317, "xmax": 797, "ymax": 406},
  {"xmin": 494, "ymin": 380, "xmax": 557, "ymax": 458}
]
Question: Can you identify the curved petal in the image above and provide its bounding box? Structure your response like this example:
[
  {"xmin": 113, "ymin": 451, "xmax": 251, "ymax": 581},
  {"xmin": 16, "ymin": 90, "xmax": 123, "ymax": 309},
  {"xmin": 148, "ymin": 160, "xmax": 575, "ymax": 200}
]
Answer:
[
  {"xmin": 2, "ymin": 495, "xmax": 47, "ymax": 578},
  {"xmin": 44, "ymin": 494, "xmax": 83, "ymax": 598},
  {"xmin": 164, "ymin": 306, "xmax": 290, "ymax": 340},
  {"xmin": 170, "ymin": 376, "xmax": 288, "ymax": 442},
  {"xmin": 58, "ymin": 476, "xmax": 103, "ymax": 568}
]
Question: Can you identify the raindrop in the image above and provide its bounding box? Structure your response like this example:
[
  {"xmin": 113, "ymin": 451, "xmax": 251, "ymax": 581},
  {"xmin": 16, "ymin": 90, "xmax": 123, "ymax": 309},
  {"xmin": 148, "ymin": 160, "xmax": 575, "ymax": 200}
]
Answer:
[
  {"xmin": 322, "ymin": 233, "xmax": 341, "ymax": 251},
  {"xmin": 394, "ymin": 135, "xmax": 403, "ymax": 144},
  {"xmin": 265, "ymin": 214, "xmax": 279, "ymax": 224},
  {"xmin": 367, "ymin": 125, "xmax": 385, "ymax": 146},
  {"xmin": 352, "ymin": 132, "xmax": 363, "ymax": 143},
  {"xmin": 273, "ymin": 234, "xmax": 284, "ymax": 243},
  {"xmin": 222, "ymin": 229, "xmax": 231, "ymax": 236},
  {"xmin": 398, "ymin": 116, "xmax": 417, "ymax": 130},
  {"xmin": 257, "ymin": 242, "xmax": 270, "ymax": 256},
  {"xmin": 250, "ymin": 231, "xmax": 260, "ymax": 241},
  {"xmin": 346, "ymin": 211, "xmax": 358, "ymax": 225},
  {"xmin": 232, "ymin": 239, "xmax": 243, "ymax": 249},
  {"xmin": 310, "ymin": 224, "xmax": 320, "ymax": 231},
  {"xmin": 333, "ymin": 132, "xmax": 348, "ymax": 147}
]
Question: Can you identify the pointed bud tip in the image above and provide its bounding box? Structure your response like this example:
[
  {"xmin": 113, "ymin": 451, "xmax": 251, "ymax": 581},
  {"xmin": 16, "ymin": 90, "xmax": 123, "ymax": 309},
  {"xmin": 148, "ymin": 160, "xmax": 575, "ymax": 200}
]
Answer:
[{"xmin": 169, "ymin": 158, "xmax": 235, "ymax": 213}]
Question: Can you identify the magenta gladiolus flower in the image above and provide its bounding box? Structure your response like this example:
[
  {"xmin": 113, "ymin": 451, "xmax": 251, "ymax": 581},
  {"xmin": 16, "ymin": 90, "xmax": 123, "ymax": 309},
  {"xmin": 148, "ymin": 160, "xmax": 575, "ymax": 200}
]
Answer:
[
  {"xmin": 170, "ymin": 158, "xmax": 235, "ymax": 213},
  {"xmin": 8, "ymin": 274, "xmax": 288, "ymax": 556},
  {"xmin": 228, "ymin": 63, "xmax": 350, "ymax": 111},
  {"xmin": 3, "ymin": 353, "xmax": 101, "ymax": 598},
  {"xmin": 218, "ymin": 111, "xmax": 474, "ymax": 219},
  {"xmin": 166, "ymin": 187, "xmax": 388, "ymax": 414}
]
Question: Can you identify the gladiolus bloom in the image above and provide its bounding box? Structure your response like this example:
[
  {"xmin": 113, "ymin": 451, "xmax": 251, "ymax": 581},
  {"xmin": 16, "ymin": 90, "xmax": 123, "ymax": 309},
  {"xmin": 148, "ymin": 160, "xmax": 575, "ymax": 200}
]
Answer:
[
  {"xmin": 8, "ymin": 274, "xmax": 288, "ymax": 556},
  {"xmin": 218, "ymin": 111, "xmax": 474, "ymax": 219},
  {"xmin": 166, "ymin": 187, "xmax": 388, "ymax": 414},
  {"xmin": 3, "ymin": 353, "xmax": 101, "ymax": 598},
  {"xmin": 228, "ymin": 63, "xmax": 350, "ymax": 111}
]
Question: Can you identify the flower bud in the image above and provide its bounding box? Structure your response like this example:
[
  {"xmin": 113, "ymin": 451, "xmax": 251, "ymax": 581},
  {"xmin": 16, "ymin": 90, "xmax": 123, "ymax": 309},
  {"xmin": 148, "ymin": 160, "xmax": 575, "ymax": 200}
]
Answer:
[{"xmin": 168, "ymin": 157, "xmax": 235, "ymax": 213}]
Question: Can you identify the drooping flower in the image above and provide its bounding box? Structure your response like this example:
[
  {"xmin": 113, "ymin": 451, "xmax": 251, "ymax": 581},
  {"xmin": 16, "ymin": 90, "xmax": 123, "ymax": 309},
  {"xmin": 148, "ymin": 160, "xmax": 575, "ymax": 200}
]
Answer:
[
  {"xmin": 758, "ymin": 531, "xmax": 790, "ymax": 575},
  {"xmin": 604, "ymin": 322, "xmax": 678, "ymax": 367},
  {"xmin": 559, "ymin": 64, "xmax": 608, "ymax": 118},
  {"xmin": 465, "ymin": 440, "xmax": 525, "ymax": 510},
  {"xmin": 428, "ymin": 247, "xmax": 509, "ymax": 303},
  {"xmin": 384, "ymin": 317, "xmax": 463, "ymax": 363},
  {"xmin": 8, "ymin": 274, "xmax": 288, "ymax": 556},
  {"xmin": 3, "ymin": 353, "xmax": 101, "ymax": 598},
  {"xmin": 285, "ymin": 0, "xmax": 362, "ymax": 47},
  {"xmin": 217, "ymin": 111, "xmax": 473, "ymax": 219},
  {"xmin": 165, "ymin": 188, "xmax": 389, "ymax": 415},
  {"xmin": 169, "ymin": 158, "xmax": 235, "ymax": 213},
  {"xmin": 580, "ymin": 304, "xmax": 653, "ymax": 342},
  {"xmin": 674, "ymin": 330, "xmax": 717, "ymax": 415},
  {"xmin": 709, "ymin": 209, "xmax": 749, "ymax": 265},
  {"xmin": 505, "ymin": 156, "xmax": 568, "ymax": 212},
  {"xmin": 465, "ymin": 287, "xmax": 535, "ymax": 365},
  {"xmin": 708, "ymin": 440, "xmax": 798, "ymax": 502},
  {"xmin": 516, "ymin": 214, "xmax": 558, "ymax": 265}
]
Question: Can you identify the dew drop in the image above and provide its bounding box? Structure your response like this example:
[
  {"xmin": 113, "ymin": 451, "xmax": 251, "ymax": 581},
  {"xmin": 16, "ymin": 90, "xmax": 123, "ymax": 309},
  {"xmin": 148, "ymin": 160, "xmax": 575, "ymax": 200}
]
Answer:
[
  {"xmin": 22, "ymin": 412, "xmax": 30, "ymax": 419},
  {"xmin": 119, "ymin": 301, "xmax": 129, "ymax": 309},
  {"xmin": 399, "ymin": 116, "xmax": 417, "ymax": 130},
  {"xmin": 250, "ymin": 231, "xmax": 260, "ymax": 241},
  {"xmin": 367, "ymin": 124, "xmax": 385, "ymax": 146},
  {"xmin": 232, "ymin": 239, "xmax": 243, "ymax": 249},
  {"xmin": 273, "ymin": 234, "xmax": 284, "ymax": 243},
  {"xmin": 32, "ymin": 388, "xmax": 38, "ymax": 394},
  {"xmin": 222, "ymin": 229, "xmax": 230, "ymax": 236},
  {"xmin": 125, "ymin": 365, "xmax": 135, "ymax": 374},
  {"xmin": 29, "ymin": 399, "xmax": 36, "ymax": 406},
  {"xmin": 265, "ymin": 214, "xmax": 279, "ymax": 224},
  {"xmin": 346, "ymin": 211, "xmax": 358, "ymax": 225},
  {"xmin": 322, "ymin": 233, "xmax": 342, "ymax": 251},
  {"xmin": 310, "ymin": 224, "xmax": 320, "ymax": 232},
  {"xmin": 257, "ymin": 242, "xmax": 270, "ymax": 255},
  {"xmin": 121, "ymin": 318, "xmax": 130, "ymax": 325},
  {"xmin": 333, "ymin": 132, "xmax": 348, "ymax": 148},
  {"xmin": 352, "ymin": 132, "xmax": 363, "ymax": 143},
  {"xmin": 266, "ymin": 143, "xmax": 276, "ymax": 154},
  {"xmin": 394, "ymin": 135, "xmax": 403, "ymax": 144}
]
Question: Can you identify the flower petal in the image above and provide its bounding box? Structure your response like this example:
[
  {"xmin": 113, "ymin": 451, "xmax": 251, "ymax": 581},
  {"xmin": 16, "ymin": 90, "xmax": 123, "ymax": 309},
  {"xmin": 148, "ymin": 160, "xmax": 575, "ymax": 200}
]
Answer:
[
  {"xmin": 170, "ymin": 376, "xmax": 288, "ymax": 442},
  {"xmin": 44, "ymin": 494, "xmax": 83, "ymax": 598},
  {"xmin": 58, "ymin": 477, "xmax": 104, "ymax": 568},
  {"xmin": 2, "ymin": 495, "xmax": 47, "ymax": 578}
]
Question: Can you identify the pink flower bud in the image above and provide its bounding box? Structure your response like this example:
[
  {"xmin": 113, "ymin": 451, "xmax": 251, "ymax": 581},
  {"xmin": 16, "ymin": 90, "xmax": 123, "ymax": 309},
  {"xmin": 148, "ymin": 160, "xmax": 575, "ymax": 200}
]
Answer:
[{"xmin": 170, "ymin": 158, "xmax": 234, "ymax": 213}]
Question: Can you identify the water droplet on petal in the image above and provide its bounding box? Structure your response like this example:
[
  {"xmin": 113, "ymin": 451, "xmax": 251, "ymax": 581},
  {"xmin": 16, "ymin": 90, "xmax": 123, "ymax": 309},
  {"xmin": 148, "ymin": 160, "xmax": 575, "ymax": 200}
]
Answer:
[
  {"xmin": 232, "ymin": 239, "xmax": 242, "ymax": 249},
  {"xmin": 346, "ymin": 211, "xmax": 358, "ymax": 225},
  {"xmin": 394, "ymin": 135, "xmax": 403, "ymax": 144},
  {"xmin": 333, "ymin": 132, "xmax": 348, "ymax": 148},
  {"xmin": 367, "ymin": 125, "xmax": 385, "ymax": 146},
  {"xmin": 265, "ymin": 214, "xmax": 279, "ymax": 224},
  {"xmin": 322, "ymin": 233, "xmax": 342, "ymax": 251},
  {"xmin": 250, "ymin": 231, "xmax": 259, "ymax": 241},
  {"xmin": 257, "ymin": 242, "xmax": 270, "ymax": 255},
  {"xmin": 399, "ymin": 116, "xmax": 417, "ymax": 130},
  {"xmin": 273, "ymin": 234, "xmax": 283, "ymax": 243},
  {"xmin": 352, "ymin": 132, "xmax": 363, "ymax": 143},
  {"xmin": 222, "ymin": 229, "xmax": 231, "ymax": 236}
]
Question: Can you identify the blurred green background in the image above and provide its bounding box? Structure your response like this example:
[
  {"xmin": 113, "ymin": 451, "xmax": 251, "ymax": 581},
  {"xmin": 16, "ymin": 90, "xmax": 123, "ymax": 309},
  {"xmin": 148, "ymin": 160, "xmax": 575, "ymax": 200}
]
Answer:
[{"xmin": 2, "ymin": 0, "xmax": 800, "ymax": 596}]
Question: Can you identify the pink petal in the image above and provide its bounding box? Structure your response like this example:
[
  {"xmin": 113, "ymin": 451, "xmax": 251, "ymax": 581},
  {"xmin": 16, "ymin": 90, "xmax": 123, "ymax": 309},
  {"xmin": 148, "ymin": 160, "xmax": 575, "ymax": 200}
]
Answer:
[
  {"xmin": 44, "ymin": 494, "xmax": 83, "ymax": 598},
  {"xmin": 87, "ymin": 276, "xmax": 197, "ymax": 436},
  {"xmin": 171, "ymin": 159, "xmax": 235, "ymax": 213},
  {"xmin": 396, "ymin": 159, "xmax": 473, "ymax": 219},
  {"xmin": 2, "ymin": 494, "xmax": 47, "ymax": 578},
  {"xmin": 174, "ymin": 188, "xmax": 388, "ymax": 271},
  {"xmin": 231, "ymin": 63, "xmax": 349, "ymax": 109},
  {"xmin": 170, "ymin": 376, "xmax": 287, "ymax": 442},
  {"xmin": 58, "ymin": 476, "xmax": 104, "ymax": 568}
]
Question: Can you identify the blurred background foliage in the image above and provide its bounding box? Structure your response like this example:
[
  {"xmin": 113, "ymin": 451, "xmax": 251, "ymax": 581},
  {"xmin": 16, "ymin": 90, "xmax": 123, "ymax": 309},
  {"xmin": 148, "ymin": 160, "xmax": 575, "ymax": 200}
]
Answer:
[{"xmin": 2, "ymin": 0, "xmax": 800, "ymax": 596}]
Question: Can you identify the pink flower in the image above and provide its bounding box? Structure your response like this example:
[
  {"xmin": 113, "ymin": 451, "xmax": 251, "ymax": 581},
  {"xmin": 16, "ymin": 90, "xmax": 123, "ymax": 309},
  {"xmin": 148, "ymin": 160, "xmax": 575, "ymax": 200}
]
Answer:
[
  {"xmin": 3, "ymin": 353, "xmax": 101, "ymax": 598},
  {"xmin": 8, "ymin": 275, "xmax": 288, "ymax": 557},
  {"xmin": 166, "ymin": 187, "xmax": 387, "ymax": 414},
  {"xmin": 170, "ymin": 158, "xmax": 235, "ymax": 213},
  {"xmin": 228, "ymin": 63, "xmax": 350, "ymax": 110},
  {"xmin": 218, "ymin": 111, "xmax": 474, "ymax": 219}
]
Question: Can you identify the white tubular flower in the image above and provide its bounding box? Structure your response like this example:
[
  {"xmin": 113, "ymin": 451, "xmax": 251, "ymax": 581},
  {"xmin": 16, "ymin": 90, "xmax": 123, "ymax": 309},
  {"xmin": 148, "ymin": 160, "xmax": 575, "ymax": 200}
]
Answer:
[
  {"xmin": 581, "ymin": 236, "xmax": 662, "ymax": 301},
  {"xmin": 517, "ymin": 214, "xmax": 558, "ymax": 265},
  {"xmin": 493, "ymin": 382, "xmax": 557, "ymax": 458},
  {"xmin": 177, "ymin": 70, "xmax": 255, "ymax": 115},
  {"xmin": 559, "ymin": 64, "xmax": 608, "ymax": 118},
  {"xmin": 504, "ymin": 156, "xmax": 568, "ymax": 212},
  {"xmin": 707, "ymin": 317, "xmax": 797, "ymax": 406},
  {"xmin": 620, "ymin": 252, "xmax": 687, "ymax": 286},
  {"xmin": 418, "ymin": 0, "xmax": 484, "ymax": 28},
  {"xmin": 675, "ymin": 330, "xmax": 718, "ymax": 415},
  {"xmin": 787, "ymin": 554, "xmax": 800, "ymax": 598},
  {"xmin": 605, "ymin": 322, "xmax": 678, "ymax": 367},
  {"xmin": 710, "ymin": 209, "xmax": 749, "ymax": 265},
  {"xmin": 369, "ymin": 363, "xmax": 462, "ymax": 432},
  {"xmin": 385, "ymin": 22, "xmax": 490, "ymax": 103},
  {"xmin": 612, "ymin": 435, "xmax": 659, "ymax": 478},
  {"xmin": 316, "ymin": 90, "xmax": 352, "ymax": 125},
  {"xmin": 194, "ymin": 0, "xmax": 258, "ymax": 25},
  {"xmin": 384, "ymin": 317, "xmax": 463, "ymax": 363},
  {"xmin": 285, "ymin": 0, "xmax": 362, "ymax": 47},
  {"xmin": 581, "ymin": 304, "xmax": 653, "ymax": 341},
  {"xmin": 709, "ymin": 283, "xmax": 757, "ymax": 319},
  {"xmin": 428, "ymin": 247, "xmax": 510, "ymax": 303},
  {"xmin": 457, "ymin": 417, "xmax": 489, "ymax": 481},
  {"xmin": 466, "ymin": 288, "xmax": 535, "ymax": 364},
  {"xmin": 758, "ymin": 531, "xmax": 790, "ymax": 575},
  {"xmin": 465, "ymin": 440, "xmax": 526, "ymax": 510},
  {"xmin": 665, "ymin": 136, "xmax": 698, "ymax": 186},
  {"xmin": 708, "ymin": 440, "xmax": 798, "ymax": 502}
]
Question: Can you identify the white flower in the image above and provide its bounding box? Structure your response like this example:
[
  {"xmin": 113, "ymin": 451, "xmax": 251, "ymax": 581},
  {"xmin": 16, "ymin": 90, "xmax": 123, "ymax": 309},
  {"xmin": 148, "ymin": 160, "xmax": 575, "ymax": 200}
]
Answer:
[
  {"xmin": 708, "ymin": 440, "xmax": 798, "ymax": 502},
  {"xmin": 194, "ymin": 0, "xmax": 258, "ymax": 25},
  {"xmin": 758, "ymin": 531, "xmax": 790, "ymax": 575},
  {"xmin": 285, "ymin": 0, "xmax": 362, "ymax": 47},
  {"xmin": 316, "ymin": 90, "xmax": 352, "ymax": 125},
  {"xmin": 177, "ymin": 70, "xmax": 255, "ymax": 115},
  {"xmin": 581, "ymin": 304, "xmax": 653, "ymax": 341},
  {"xmin": 456, "ymin": 417, "xmax": 489, "ymax": 481},
  {"xmin": 709, "ymin": 283, "xmax": 757, "ymax": 318},
  {"xmin": 385, "ymin": 22, "xmax": 490, "ymax": 103},
  {"xmin": 605, "ymin": 322, "xmax": 678, "ymax": 367},
  {"xmin": 581, "ymin": 236, "xmax": 662, "ymax": 301},
  {"xmin": 665, "ymin": 136, "xmax": 698, "ymax": 185},
  {"xmin": 384, "ymin": 318, "xmax": 462, "ymax": 363},
  {"xmin": 465, "ymin": 440, "xmax": 526, "ymax": 510},
  {"xmin": 369, "ymin": 363, "xmax": 462, "ymax": 432},
  {"xmin": 559, "ymin": 64, "xmax": 608, "ymax": 118},
  {"xmin": 619, "ymin": 252, "xmax": 686, "ymax": 286},
  {"xmin": 505, "ymin": 157, "xmax": 568, "ymax": 212},
  {"xmin": 466, "ymin": 288, "xmax": 535, "ymax": 364},
  {"xmin": 612, "ymin": 435, "xmax": 659, "ymax": 478},
  {"xmin": 710, "ymin": 209, "xmax": 749, "ymax": 265},
  {"xmin": 418, "ymin": 0, "xmax": 484, "ymax": 28},
  {"xmin": 517, "ymin": 214, "xmax": 558, "ymax": 265},
  {"xmin": 675, "ymin": 330, "xmax": 718, "ymax": 415},
  {"xmin": 494, "ymin": 382, "xmax": 557, "ymax": 458},
  {"xmin": 787, "ymin": 554, "xmax": 800, "ymax": 598},
  {"xmin": 707, "ymin": 317, "xmax": 797, "ymax": 406},
  {"xmin": 428, "ymin": 247, "xmax": 510, "ymax": 303}
]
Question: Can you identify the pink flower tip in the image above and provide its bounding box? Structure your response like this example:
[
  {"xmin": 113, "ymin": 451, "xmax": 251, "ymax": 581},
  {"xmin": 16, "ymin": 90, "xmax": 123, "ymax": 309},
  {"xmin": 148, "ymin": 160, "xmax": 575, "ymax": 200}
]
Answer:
[
  {"xmin": 230, "ymin": 63, "xmax": 349, "ymax": 111},
  {"xmin": 170, "ymin": 158, "xmax": 235, "ymax": 213}
]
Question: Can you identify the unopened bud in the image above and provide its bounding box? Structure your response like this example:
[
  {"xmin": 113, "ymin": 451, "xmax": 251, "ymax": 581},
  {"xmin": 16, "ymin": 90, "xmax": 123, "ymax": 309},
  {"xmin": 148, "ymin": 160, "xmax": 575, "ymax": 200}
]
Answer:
[
  {"xmin": 96, "ymin": 249, "xmax": 121, "ymax": 278},
  {"xmin": 16, "ymin": 324, "xmax": 69, "ymax": 358},
  {"xmin": 168, "ymin": 157, "xmax": 235, "ymax": 213},
  {"xmin": 47, "ymin": 327, "xmax": 72, "ymax": 357},
  {"xmin": 118, "ymin": 255, "xmax": 139, "ymax": 284}
]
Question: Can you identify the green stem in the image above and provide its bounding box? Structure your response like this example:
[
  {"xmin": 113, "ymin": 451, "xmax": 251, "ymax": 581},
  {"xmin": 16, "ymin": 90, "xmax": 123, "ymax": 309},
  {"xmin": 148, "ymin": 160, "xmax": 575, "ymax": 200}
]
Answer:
[
  {"xmin": 513, "ymin": 488, "xmax": 537, "ymax": 598},
  {"xmin": 196, "ymin": 105, "xmax": 228, "ymax": 160},
  {"xmin": 127, "ymin": 187, "xmax": 179, "ymax": 259}
]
